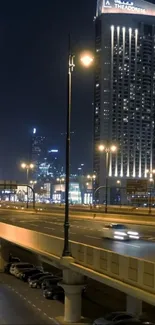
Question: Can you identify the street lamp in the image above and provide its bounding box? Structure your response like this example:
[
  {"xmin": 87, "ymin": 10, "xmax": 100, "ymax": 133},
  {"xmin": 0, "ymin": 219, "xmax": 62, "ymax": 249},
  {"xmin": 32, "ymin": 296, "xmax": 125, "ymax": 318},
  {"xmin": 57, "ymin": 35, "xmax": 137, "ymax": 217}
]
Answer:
[
  {"xmin": 87, "ymin": 175, "xmax": 96, "ymax": 204},
  {"xmin": 21, "ymin": 163, "xmax": 34, "ymax": 208},
  {"xmin": 98, "ymin": 143, "xmax": 117, "ymax": 213},
  {"xmin": 146, "ymin": 169, "xmax": 155, "ymax": 214},
  {"xmin": 63, "ymin": 35, "xmax": 94, "ymax": 257},
  {"xmin": 30, "ymin": 180, "xmax": 37, "ymax": 187},
  {"xmin": 57, "ymin": 178, "xmax": 65, "ymax": 204}
]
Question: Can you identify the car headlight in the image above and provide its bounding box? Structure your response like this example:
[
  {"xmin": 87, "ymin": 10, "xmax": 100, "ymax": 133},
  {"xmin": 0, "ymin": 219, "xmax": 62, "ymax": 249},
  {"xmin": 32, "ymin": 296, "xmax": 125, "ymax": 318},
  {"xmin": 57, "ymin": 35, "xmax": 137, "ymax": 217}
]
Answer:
[
  {"xmin": 127, "ymin": 231, "xmax": 139, "ymax": 235},
  {"xmin": 114, "ymin": 235, "xmax": 125, "ymax": 240},
  {"xmin": 114, "ymin": 231, "xmax": 128, "ymax": 236},
  {"xmin": 129, "ymin": 235, "xmax": 139, "ymax": 239}
]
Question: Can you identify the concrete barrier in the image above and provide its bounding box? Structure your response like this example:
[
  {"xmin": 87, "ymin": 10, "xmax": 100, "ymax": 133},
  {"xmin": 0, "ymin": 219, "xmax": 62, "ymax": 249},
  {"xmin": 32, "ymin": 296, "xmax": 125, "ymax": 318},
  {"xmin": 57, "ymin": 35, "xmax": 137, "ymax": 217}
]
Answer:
[{"xmin": 0, "ymin": 222, "xmax": 155, "ymax": 300}]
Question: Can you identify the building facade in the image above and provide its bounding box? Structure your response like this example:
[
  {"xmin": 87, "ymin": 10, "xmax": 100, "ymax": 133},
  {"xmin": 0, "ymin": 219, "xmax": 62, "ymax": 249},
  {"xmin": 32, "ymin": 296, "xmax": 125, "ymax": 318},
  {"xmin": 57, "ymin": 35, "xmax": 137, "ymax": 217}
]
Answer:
[{"xmin": 94, "ymin": 0, "xmax": 155, "ymax": 201}]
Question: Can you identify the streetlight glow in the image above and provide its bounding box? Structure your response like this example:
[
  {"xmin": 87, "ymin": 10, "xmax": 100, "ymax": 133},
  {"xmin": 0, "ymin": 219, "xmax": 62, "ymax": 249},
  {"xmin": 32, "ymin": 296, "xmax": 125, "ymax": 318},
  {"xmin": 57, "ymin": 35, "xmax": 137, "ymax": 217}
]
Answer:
[
  {"xmin": 29, "ymin": 163, "xmax": 34, "ymax": 169},
  {"xmin": 21, "ymin": 163, "xmax": 26, "ymax": 169},
  {"xmin": 98, "ymin": 144, "xmax": 117, "ymax": 153},
  {"xmin": 80, "ymin": 54, "xmax": 94, "ymax": 67},
  {"xmin": 98, "ymin": 145, "xmax": 105, "ymax": 152},
  {"xmin": 110, "ymin": 145, "xmax": 117, "ymax": 152}
]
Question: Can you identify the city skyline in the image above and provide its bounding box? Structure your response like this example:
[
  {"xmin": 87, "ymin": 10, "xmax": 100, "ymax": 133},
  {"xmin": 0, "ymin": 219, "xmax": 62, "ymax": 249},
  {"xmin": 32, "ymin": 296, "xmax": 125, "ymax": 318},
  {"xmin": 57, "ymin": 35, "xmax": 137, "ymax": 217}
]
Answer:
[{"xmin": 0, "ymin": 0, "xmax": 95, "ymax": 181}]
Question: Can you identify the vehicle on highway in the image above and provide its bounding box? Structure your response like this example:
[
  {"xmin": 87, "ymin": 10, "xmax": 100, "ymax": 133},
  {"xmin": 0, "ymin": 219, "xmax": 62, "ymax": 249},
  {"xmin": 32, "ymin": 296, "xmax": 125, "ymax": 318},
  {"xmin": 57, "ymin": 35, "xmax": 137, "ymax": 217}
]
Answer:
[
  {"xmin": 93, "ymin": 312, "xmax": 136, "ymax": 325},
  {"xmin": 10, "ymin": 263, "xmax": 34, "ymax": 276},
  {"xmin": 4, "ymin": 257, "xmax": 20, "ymax": 274},
  {"xmin": 29, "ymin": 274, "xmax": 54, "ymax": 288},
  {"xmin": 43, "ymin": 285, "xmax": 64, "ymax": 300},
  {"xmin": 19, "ymin": 269, "xmax": 43, "ymax": 281},
  {"xmin": 28, "ymin": 272, "xmax": 51, "ymax": 284},
  {"xmin": 102, "ymin": 224, "xmax": 139, "ymax": 240},
  {"xmin": 41, "ymin": 277, "xmax": 62, "ymax": 290}
]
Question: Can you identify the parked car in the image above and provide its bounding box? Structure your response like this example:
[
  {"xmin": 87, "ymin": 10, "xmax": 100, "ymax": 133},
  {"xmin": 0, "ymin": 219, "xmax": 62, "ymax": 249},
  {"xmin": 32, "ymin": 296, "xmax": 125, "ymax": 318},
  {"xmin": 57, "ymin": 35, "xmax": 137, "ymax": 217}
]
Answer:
[
  {"xmin": 28, "ymin": 272, "xmax": 51, "ymax": 284},
  {"xmin": 10, "ymin": 263, "xmax": 34, "ymax": 276},
  {"xmin": 19, "ymin": 269, "xmax": 43, "ymax": 281},
  {"xmin": 93, "ymin": 312, "xmax": 135, "ymax": 325},
  {"xmin": 4, "ymin": 258, "xmax": 20, "ymax": 274},
  {"xmin": 41, "ymin": 277, "xmax": 62, "ymax": 290},
  {"xmin": 29, "ymin": 274, "xmax": 54, "ymax": 288},
  {"xmin": 16, "ymin": 267, "xmax": 36, "ymax": 279},
  {"xmin": 43, "ymin": 285, "xmax": 64, "ymax": 300},
  {"xmin": 102, "ymin": 224, "xmax": 139, "ymax": 240}
]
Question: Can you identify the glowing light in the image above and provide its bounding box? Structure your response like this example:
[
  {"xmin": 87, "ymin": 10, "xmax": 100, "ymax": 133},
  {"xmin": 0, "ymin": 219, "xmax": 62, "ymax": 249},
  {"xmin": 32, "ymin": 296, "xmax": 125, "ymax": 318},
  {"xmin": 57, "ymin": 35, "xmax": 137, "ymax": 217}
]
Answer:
[
  {"xmin": 110, "ymin": 145, "xmax": 117, "ymax": 152},
  {"xmin": 98, "ymin": 145, "xmax": 105, "ymax": 152},
  {"xmin": 48, "ymin": 149, "xmax": 58, "ymax": 153},
  {"xmin": 33, "ymin": 128, "xmax": 36, "ymax": 134},
  {"xmin": 80, "ymin": 54, "xmax": 94, "ymax": 67},
  {"xmin": 21, "ymin": 163, "xmax": 26, "ymax": 169}
]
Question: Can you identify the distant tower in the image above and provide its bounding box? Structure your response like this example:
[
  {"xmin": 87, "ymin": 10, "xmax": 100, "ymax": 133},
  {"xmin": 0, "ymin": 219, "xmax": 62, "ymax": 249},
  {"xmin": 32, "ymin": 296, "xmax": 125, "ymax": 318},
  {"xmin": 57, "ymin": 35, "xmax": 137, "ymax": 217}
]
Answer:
[{"xmin": 30, "ymin": 128, "xmax": 46, "ymax": 180}]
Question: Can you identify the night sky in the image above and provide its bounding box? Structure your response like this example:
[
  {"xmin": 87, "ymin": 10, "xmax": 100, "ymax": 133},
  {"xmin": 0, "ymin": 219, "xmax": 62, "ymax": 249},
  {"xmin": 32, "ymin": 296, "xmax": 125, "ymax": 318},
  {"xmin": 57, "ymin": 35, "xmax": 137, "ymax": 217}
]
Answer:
[{"xmin": 0, "ymin": 0, "xmax": 96, "ymax": 181}]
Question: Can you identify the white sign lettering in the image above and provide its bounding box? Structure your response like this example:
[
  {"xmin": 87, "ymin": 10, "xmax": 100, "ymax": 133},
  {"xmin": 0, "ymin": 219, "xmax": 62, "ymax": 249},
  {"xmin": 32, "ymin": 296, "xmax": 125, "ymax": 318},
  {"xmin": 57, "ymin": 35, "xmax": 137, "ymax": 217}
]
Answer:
[{"xmin": 104, "ymin": 0, "xmax": 146, "ymax": 13}]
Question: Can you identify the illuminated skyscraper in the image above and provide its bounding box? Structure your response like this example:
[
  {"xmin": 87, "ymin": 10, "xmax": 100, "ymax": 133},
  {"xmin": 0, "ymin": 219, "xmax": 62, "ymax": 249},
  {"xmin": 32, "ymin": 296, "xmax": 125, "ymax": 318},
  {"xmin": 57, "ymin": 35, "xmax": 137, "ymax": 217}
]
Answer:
[
  {"xmin": 30, "ymin": 128, "xmax": 46, "ymax": 179},
  {"xmin": 94, "ymin": 0, "xmax": 155, "ymax": 196}
]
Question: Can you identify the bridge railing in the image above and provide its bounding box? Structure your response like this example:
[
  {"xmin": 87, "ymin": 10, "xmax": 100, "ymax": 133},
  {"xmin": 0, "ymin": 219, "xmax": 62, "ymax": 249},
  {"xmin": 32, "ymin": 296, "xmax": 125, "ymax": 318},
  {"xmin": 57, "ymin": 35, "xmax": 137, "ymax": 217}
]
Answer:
[{"xmin": 0, "ymin": 222, "xmax": 155, "ymax": 298}]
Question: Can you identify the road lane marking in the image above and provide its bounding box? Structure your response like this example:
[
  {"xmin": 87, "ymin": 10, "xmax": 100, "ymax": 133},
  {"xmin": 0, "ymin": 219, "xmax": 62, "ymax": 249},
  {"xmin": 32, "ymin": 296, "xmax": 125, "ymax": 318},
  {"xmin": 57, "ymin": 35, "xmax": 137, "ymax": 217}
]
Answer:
[
  {"xmin": 85, "ymin": 235, "xmax": 100, "ymax": 240},
  {"xmin": 70, "ymin": 232, "xmax": 76, "ymax": 235},
  {"xmin": 44, "ymin": 227, "xmax": 55, "ymax": 230},
  {"xmin": 116, "ymin": 242, "xmax": 140, "ymax": 248},
  {"xmin": 38, "ymin": 308, "xmax": 41, "ymax": 311},
  {"xmin": 30, "ymin": 224, "xmax": 38, "ymax": 227}
]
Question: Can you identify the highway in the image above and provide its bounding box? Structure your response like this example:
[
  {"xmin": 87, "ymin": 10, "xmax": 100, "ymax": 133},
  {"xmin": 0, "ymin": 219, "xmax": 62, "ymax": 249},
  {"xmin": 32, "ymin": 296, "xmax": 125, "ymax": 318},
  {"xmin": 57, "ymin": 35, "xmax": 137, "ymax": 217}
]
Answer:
[{"xmin": 1, "ymin": 211, "xmax": 155, "ymax": 261}]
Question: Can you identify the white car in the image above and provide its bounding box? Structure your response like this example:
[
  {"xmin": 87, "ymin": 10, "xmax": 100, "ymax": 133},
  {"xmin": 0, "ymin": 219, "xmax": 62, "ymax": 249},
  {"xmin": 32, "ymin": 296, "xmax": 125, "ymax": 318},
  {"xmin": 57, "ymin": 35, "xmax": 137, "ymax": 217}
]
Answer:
[
  {"xmin": 102, "ymin": 224, "xmax": 139, "ymax": 240},
  {"xmin": 10, "ymin": 263, "xmax": 34, "ymax": 276}
]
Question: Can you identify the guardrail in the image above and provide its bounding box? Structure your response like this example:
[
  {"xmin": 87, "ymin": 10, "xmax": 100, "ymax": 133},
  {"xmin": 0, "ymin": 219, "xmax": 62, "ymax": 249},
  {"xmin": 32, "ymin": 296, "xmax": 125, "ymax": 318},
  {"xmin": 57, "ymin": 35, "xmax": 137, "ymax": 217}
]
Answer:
[{"xmin": 0, "ymin": 222, "xmax": 155, "ymax": 306}]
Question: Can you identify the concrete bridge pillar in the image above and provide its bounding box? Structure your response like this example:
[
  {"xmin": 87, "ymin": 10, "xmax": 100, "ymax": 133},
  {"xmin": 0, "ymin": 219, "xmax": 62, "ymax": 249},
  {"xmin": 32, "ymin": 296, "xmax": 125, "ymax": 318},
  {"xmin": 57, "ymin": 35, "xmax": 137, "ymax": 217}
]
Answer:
[
  {"xmin": 0, "ymin": 239, "xmax": 10, "ymax": 272},
  {"xmin": 59, "ymin": 257, "xmax": 85, "ymax": 323},
  {"xmin": 126, "ymin": 295, "xmax": 142, "ymax": 316}
]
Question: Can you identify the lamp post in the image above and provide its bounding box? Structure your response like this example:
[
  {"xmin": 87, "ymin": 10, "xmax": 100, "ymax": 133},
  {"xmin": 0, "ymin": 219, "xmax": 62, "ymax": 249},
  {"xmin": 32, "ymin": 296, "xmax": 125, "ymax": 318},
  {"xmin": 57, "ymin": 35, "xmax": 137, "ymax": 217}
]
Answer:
[
  {"xmin": 87, "ymin": 174, "xmax": 96, "ymax": 204},
  {"xmin": 57, "ymin": 178, "xmax": 65, "ymax": 205},
  {"xmin": 62, "ymin": 36, "xmax": 94, "ymax": 257},
  {"xmin": 21, "ymin": 163, "xmax": 34, "ymax": 209},
  {"xmin": 116, "ymin": 180, "xmax": 121, "ymax": 206},
  {"xmin": 146, "ymin": 169, "xmax": 155, "ymax": 214},
  {"xmin": 98, "ymin": 144, "xmax": 117, "ymax": 213},
  {"xmin": 30, "ymin": 180, "xmax": 37, "ymax": 188}
]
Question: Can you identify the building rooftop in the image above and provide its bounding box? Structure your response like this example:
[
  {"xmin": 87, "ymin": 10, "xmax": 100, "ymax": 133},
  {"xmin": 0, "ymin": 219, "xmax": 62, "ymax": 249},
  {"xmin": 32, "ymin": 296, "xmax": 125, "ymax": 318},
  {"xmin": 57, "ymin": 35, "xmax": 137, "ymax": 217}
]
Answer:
[{"xmin": 96, "ymin": 0, "xmax": 155, "ymax": 17}]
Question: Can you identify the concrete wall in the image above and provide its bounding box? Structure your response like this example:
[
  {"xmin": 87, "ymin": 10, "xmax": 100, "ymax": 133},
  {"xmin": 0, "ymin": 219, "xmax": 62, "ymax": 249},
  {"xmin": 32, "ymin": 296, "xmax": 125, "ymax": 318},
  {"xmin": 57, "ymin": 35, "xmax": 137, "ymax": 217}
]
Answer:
[{"xmin": 0, "ymin": 222, "xmax": 155, "ymax": 306}]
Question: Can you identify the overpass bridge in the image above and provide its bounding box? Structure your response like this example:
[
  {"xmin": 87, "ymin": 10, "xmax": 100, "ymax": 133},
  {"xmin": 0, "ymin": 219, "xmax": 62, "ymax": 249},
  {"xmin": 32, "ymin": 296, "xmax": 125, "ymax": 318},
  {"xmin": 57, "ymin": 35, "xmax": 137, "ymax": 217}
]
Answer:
[{"xmin": 0, "ymin": 222, "xmax": 155, "ymax": 323}]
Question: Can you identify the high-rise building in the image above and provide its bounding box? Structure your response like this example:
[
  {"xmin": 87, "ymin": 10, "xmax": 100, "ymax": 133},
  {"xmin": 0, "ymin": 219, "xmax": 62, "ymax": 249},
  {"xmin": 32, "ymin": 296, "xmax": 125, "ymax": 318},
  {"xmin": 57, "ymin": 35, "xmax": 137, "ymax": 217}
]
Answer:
[
  {"xmin": 94, "ymin": 0, "xmax": 155, "ymax": 199},
  {"xmin": 30, "ymin": 128, "xmax": 46, "ymax": 179}
]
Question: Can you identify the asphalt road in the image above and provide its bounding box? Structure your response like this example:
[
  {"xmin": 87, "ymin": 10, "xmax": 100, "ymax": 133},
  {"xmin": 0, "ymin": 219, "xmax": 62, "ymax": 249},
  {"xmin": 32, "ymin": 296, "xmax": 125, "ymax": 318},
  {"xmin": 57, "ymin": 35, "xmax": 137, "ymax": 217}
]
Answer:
[
  {"xmin": 0, "ymin": 277, "xmax": 60, "ymax": 324},
  {"xmin": 1, "ymin": 211, "xmax": 155, "ymax": 261},
  {"xmin": 0, "ymin": 271, "xmax": 108, "ymax": 324}
]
